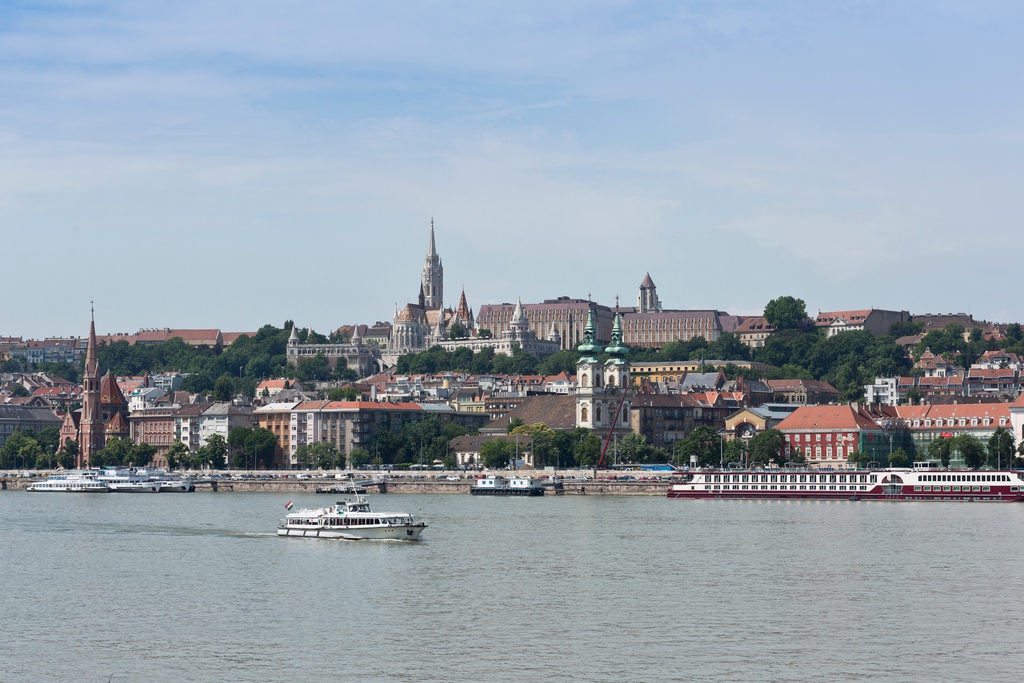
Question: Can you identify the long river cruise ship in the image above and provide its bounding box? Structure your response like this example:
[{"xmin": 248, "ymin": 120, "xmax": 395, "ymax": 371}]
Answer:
[
  {"xmin": 277, "ymin": 496, "xmax": 427, "ymax": 540},
  {"xmin": 667, "ymin": 468, "xmax": 1024, "ymax": 502}
]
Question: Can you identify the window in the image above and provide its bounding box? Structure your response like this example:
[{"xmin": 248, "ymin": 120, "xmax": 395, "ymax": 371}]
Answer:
[{"xmin": 581, "ymin": 406, "xmax": 588, "ymax": 422}]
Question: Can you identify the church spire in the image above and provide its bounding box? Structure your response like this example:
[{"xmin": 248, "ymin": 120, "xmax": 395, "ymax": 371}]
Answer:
[
  {"xmin": 85, "ymin": 302, "xmax": 99, "ymax": 378},
  {"xmin": 78, "ymin": 304, "xmax": 104, "ymax": 467},
  {"xmin": 421, "ymin": 218, "xmax": 443, "ymax": 309}
]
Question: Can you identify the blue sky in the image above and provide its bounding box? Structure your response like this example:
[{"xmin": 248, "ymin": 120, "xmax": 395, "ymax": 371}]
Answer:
[{"xmin": 2, "ymin": 1, "xmax": 1023, "ymax": 338}]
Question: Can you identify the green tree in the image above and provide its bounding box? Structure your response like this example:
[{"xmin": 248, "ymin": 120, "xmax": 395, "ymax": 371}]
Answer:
[
  {"xmin": 616, "ymin": 432, "xmax": 654, "ymax": 464},
  {"xmin": 293, "ymin": 353, "xmax": 333, "ymax": 382},
  {"xmin": 888, "ymin": 447, "xmax": 911, "ymax": 468},
  {"xmin": 442, "ymin": 454, "xmax": 457, "ymax": 469},
  {"xmin": 313, "ymin": 442, "xmax": 340, "ymax": 469},
  {"xmin": 676, "ymin": 425, "xmax": 722, "ymax": 467},
  {"xmin": 954, "ymin": 434, "xmax": 985, "ymax": 470},
  {"xmin": 748, "ymin": 429, "xmax": 784, "ymax": 466},
  {"xmin": 449, "ymin": 322, "xmax": 467, "ymax": 339},
  {"xmin": 723, "ymin": 439, "xmax": 748, "ymax": 465},
  {"xmin": 57, "ymin": 439, "xmax": 79, "ymax": 469},
  {"xmin": 763, "ymin": 296, "xmax": 808, "ymax": 330},
  {"xmin": 15, "ymin": 438, "xmax": 42, "ymax": 469},
  {"xmin": 477, "ymin": 329, "xmax": 493, "ymax": 339},
  {"xmin": 889, "ymin": 320, "xmax": 924, "ymax": 338},
  {"xmin": 213, "ymin": 375, "xmax": 235, "ymax": 401},
  {"xmin": 848, "ymin": 450, "xmax": 871, "ymax": 468},
  {"xmin": 328, "ymin": 386, "xmax": 360, "ymax": 401},
  {"xmin": 987, "ymin": 427, "xmax": 1015, "ymax": 469},
  {"xmin": 480, "ymin": 439, "xmax": 514, "ymax": 469},
  {"xmin": 705, "ymin": 333, "xmax": 750, "ymax": 361},
  {"xmin": 200, "ymin": 434, "xmax": 229, "ymax": 470},
  {"xmin": 9, "ymin": 385, "xmax": 30, "ymax": 398},
  {"xmin": 537, "ymin": 350, "xmax": 581, "ymax": 377},
  {"xmin": 349, "ymin": 447, "xmax": 371, "ymax": 469},
  {"xmin": 93, "ymin": 436, "xmax": 134, "ymax": 467},
  {"xmin": 928, "ymin": 437, "xmax": 953, "ymax": 468},
  {"xmin": 228, "ymin": 426, "xmax": 252, "ymax": 468},
  {"xmin": 574, "ymin": 433, "xmax": 603, "ymax": 468},
  {"xmin": 165, "ymin": 441, "xmax": 189, "ymax": 470},
  {"xmin": 506, "ymin": 417, "xmax": 525, "ymax": 434}
]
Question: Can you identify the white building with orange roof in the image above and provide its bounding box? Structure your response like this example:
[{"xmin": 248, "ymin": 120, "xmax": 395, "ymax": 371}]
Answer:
[
  {"xmin": 895, "ymin": 403, "xmax": 1014, "ymax": 467},
  {"xmin": 256, "ymin": 378, "xmax": 305, "ymax": 399},
  {"xmin": 1009, "ymin": 393, "xmax": 1024, "ymax": 444},
  {"xmin": 815, "ymin": 309, "xmax": 910, "ymax": 337}
]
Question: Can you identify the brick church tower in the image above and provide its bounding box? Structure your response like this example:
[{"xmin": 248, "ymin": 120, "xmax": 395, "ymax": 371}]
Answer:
[{"xmin": 78, "ymin": 307, "xmax": 105, "ymax": 467}]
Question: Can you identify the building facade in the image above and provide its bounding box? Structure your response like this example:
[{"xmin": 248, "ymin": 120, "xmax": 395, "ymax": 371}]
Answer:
[
  {"xmin": 815, "ymin": 309, "xmax": 911, "ymax": 337},
  {"xmin": 286, "ymin": 325, "xmax": 382, "ymax": 378},
  {"xmin": 576, "ymin": 311, "xmax": 632, "ymax": 439}
]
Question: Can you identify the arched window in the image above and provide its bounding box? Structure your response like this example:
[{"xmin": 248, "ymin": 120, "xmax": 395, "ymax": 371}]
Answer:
[
  {"xmin": 581, "ymin": 374, "xmax": 589, "ymax": 388},
  {"xmin": 596, "ymin": 403, "xmax": 603, "ymax": 422},
  {"xmin": 581, "ymin": 406, "xmax": 588, "ymax": 422},
  {"xmin": 595, "ymin": 374, "xmax": 602, "ymax": 388}
]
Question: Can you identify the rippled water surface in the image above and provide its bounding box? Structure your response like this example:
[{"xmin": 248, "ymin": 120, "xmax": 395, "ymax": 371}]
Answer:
[{"xmin": 2, "ymin": 491, "xmax": 1024, "ymax": 682}]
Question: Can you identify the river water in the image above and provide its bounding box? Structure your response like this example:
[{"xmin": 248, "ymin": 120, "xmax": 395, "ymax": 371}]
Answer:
[{"xmin": 2, "ymin": 491, "xmax": 1023, "ymax": 682}]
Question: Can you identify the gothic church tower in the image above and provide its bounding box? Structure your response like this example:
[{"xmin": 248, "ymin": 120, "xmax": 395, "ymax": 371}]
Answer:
[
  {"xmin": 421, "ymin": 219, "xmax": 443, "ymax": 310},
  {"xmin": 79, "ymin": 306, "xmax": 105, "ymax": 467}
]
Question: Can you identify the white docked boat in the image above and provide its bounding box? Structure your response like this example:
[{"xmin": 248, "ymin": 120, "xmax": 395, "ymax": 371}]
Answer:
[
  {"xmin": 27, "ymin": 472, "xmax": 109, "ymax": 493},
  {"xmin": 157, "ymin": 479, "xmax": 193, "ymax": 493},
  {"xmin": 97, "ymin": 469, "xmax": 161, "ymax": 493},
  {"xmin": 470, "ymin": 475, "xmax": 544, "ymax": 496},
  {"xmin": 277, "ymin": 496, "xmax": 427, "ymax": 541}
]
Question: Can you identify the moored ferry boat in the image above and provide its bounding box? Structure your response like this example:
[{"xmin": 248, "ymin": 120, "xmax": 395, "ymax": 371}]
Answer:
[
  {"xmin": 27, "ymin": 472, "xmax": 109, "ymax": 493},
  {"xmin": 667, "ymin": 469, "xmax": 1024, "ymax": 502},
  {"xmin": 98, "ymin": 469, "xmax": 162, "ymax": 493},
  {"xmin": 470, "ymin": 475, "xmax": 544, "ymax": 496},
  {"xmin": 277, "ymin": 496, "xmax": 426, "ymax": 540}
]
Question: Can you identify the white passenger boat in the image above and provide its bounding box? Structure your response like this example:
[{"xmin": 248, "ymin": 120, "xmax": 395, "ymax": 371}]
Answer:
[
  {"xmin": 277, "ymin": 496, "xmax": 427, "ymax": 541},
  {"xmin": 27, "ymin": 472, "xmax": 109, "ymax": 493},
  {"xmin": 97, "ymin": 469, "xmax": 161, "ymax": 493},
  {"xmin": 667, "ymin": 468, "xmax": 1024, "ymax": 502}
]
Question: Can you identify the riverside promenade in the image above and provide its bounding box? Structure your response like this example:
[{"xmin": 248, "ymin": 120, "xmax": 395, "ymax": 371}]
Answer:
[{"xmin": 1, "ymin": 472, "xmax": 672, "ymax": 496}]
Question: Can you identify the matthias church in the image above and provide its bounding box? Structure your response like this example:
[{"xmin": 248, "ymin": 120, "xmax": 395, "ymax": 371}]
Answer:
[{"xmin": 384, "ymin": 221, "xmax": 477, "ymax": 365}]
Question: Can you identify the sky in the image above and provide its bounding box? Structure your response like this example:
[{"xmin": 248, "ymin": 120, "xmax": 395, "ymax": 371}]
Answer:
[{"xmin": 2, "ymin": 1, "xmax": 1023, "ymax": 339}]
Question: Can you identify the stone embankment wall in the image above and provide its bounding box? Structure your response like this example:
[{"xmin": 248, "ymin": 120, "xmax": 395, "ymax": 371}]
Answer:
[{"xmin": 2, "ymin": 478, "xmax": 670, "ymax": 495}]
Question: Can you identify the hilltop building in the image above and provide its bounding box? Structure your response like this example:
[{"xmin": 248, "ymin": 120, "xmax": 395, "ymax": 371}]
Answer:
[
  {"xmin": 383, "ymin": 221, "xmax": 463, "ymax": 365},
  {"xmin": 285, "ymin": 324, "xmax": 382, "ymax": 378}
]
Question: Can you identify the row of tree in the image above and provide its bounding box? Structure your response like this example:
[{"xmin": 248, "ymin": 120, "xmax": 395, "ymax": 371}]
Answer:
[
  {"xmin": 0, "ymin": 428, "xmax": 69, "ymax": 469},
  {"xmin": 0, "ymin": 323, "xmax": 359, "ymax": 399}
]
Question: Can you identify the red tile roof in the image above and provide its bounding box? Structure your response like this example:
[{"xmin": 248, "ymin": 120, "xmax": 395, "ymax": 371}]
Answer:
[{"xmin": 776, "ymin": 405, "xmax": 880, "ymax": 431}]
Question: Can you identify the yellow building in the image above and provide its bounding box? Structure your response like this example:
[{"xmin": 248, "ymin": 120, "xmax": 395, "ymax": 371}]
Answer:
[{"xmin": 629, "ymin": 360, "xmax": 773, "ymax": 384}]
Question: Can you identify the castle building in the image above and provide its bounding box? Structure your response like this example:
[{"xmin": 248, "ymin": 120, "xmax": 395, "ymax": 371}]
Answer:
[
  {"xmin": 383, "ymin": 222, "xmax": 461, "ymax": 366},
  {"xmin": 285, "ymin": 324, "xmax": 382, "ymax": 378},
  {"xmin": 620, "ymin": 273, "xmax": 729, "ymax": 348},
  {"xmin": 436, "ymin": 298, "xmax": 561, "ymax": 359},
  {"xmin": 575, "ymin": 310, "xmax": 632, "ymax": 439},
  {"xmin": 476, "ymin": 298, "xmax": 615, "ymax": 352}
]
